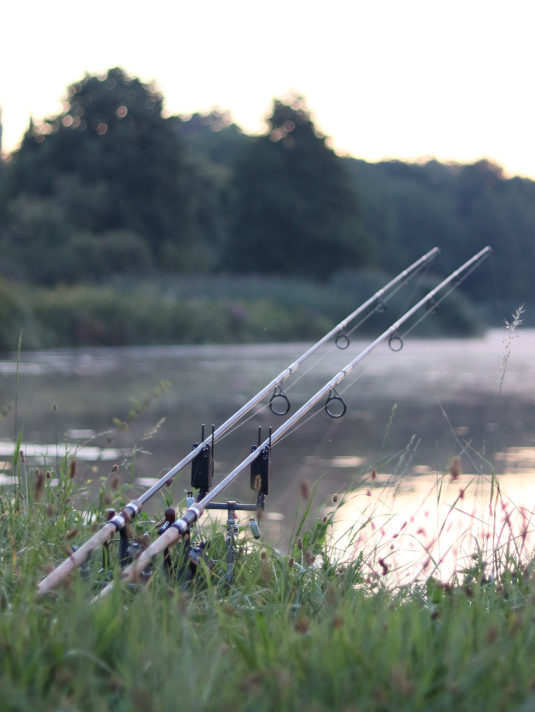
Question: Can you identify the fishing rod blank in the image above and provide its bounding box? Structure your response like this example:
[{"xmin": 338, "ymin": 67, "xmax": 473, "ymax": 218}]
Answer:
[
  {"xmin": 103, "ymin": 246, "xmax": 491, "ymax": 591},
  {"xmin": 37, "ymin": 247, "xmax": 439, "ymax": 596}
]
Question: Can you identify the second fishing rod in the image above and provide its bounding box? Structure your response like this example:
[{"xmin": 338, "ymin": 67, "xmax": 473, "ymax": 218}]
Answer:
[{"xmin": 99, "ymin": 246, "xmax": 492, "ymax": 592}]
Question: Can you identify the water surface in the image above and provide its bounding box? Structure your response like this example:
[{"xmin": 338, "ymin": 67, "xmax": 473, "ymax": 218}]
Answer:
[{"xmin": 1, "ymin": 328, "xmax": 533, "ymax": 565}]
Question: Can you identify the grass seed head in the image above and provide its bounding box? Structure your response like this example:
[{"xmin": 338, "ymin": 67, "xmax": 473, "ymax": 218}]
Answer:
[
  {"xmin": 109, "ymin": 472, "xmax": 121, "ymax": 490},
  {"xmin": 294, "ymin": 615, "xmax": 310, "ymax": 633},
  {"xmin": 33, "ymin": 468, "xmax": 45, "ymax": 500},
  {"xmin": 299, "ymin": 480, "xmax": 310, "ymax": 500},
  {"xmin": 449, "ymin": 456, "xmax": 461, "ymax": 481}
]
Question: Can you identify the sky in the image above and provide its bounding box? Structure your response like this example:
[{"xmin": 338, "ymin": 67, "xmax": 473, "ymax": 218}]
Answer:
[{"xmin": 2, "ymin": 0, "xmax": 534, "ymax": 178}]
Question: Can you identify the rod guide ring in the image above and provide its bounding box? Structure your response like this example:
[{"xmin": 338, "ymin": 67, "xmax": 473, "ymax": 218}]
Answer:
[
  {"xmin": 388, "ymin": 334, "xmax": 404, "ymax": 352},
  {"xmin": 335, "ymin": 330, "xmax": 350, "ymax": 350},
  {"xmin": 269, "ymin": 386, "xmax": 290, "ymax": 416},
  {"xmin": 324, "ymin": 389, "xmax": 347, "ymax": 419}
]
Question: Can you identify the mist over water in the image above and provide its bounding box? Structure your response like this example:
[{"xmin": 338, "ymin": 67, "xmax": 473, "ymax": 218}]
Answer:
[{"xmin": 1, "ymin": 329, "xmax": 534, "ymax": 561}]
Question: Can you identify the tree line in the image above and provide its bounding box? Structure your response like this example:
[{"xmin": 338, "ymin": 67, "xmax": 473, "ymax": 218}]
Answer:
[{"xmin": 0, "ymin": 66, "xmax": 533, "ymax": 343}]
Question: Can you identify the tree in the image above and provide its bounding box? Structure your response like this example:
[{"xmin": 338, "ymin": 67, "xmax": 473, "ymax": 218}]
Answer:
[
  {"xmin": 3, "ymin": 68, "xmax": 202, "ymax": 278},
  {"xmin": 227, "ymin": 96, "xmax": 372, "ymax": 278}
]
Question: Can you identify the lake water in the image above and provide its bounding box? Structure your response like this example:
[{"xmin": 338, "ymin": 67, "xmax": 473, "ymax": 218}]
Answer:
[{"xmin": 1, "ymin": 328, "xmax": 534, "ymax": 580}]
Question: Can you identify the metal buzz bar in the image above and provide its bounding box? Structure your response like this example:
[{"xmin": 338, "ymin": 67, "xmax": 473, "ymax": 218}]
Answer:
[
  {"xmin": 95, "ymin": 246, "xmax": 491, "ymax": 597},
  {"xmin": 37, "ymin": 247, "xmax": 440, "ymax": 595}
]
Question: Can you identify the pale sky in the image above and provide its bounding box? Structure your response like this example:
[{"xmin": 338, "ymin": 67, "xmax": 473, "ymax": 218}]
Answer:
[{"xmin": 2, "ymin": 0, "xmax": 534, "ymax": 178}]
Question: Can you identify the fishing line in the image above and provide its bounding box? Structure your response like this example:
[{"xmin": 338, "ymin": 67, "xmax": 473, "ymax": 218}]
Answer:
[
  {"xmin": 267, "ymin": 402, "xmax": 325, "ymax": 449},
  {"xmin": 332, "ymin": 360, "xmax": 375, "ymax": 400},
  {"xmin": 286, "ymin": 256, "xmax": 439, "ymax": 393},
  {"xmin": 396, "ymin": 257, "xmax": 487, "ymax": 344},
  {"xmin": 213, "ymin": 399, "xmax": 272, "ymax": 444},
  {"xmin": 395, "ymin": 252, "xmax": 436, "ymax": 319}
]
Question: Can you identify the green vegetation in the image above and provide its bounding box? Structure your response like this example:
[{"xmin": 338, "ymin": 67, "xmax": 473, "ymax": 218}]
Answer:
[
  {"xmin": 2, "ymin": 442, "xmax": 535, "ymax": 711},
  {"xmin": 0, "ymin": 270, "xmax": 481, "ymax": 352},
  {"xmin": 0, "ymin": 67, "xmax": 533, "ymax": 350}
]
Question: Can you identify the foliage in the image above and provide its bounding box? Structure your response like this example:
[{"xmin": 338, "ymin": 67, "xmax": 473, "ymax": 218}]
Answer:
[
  {"xmin": 0, "ymin": 271, "xmax": 481, "ymax": 352},
  {"xmin": 227, "ymin": 95, "xmax": 373, "ymax": 278},
  {"xmin": 347, "ymin": 158, "xmax": 535, "ymax": 322},
  {"xmin": 1, "ymin": 68, "xmax": 204, "ymax": 278}
]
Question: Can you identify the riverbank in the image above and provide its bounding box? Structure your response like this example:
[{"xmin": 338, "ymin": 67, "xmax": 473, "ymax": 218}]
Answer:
[{"xmin": 0, "ymin": 272, "xmax": 484, "ymax": 352}]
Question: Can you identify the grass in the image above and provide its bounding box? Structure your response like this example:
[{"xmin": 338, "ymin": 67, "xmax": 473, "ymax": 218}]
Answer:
[{"xmin": 2, "ymin": 444, "xmax": 535, "ymax": 712}]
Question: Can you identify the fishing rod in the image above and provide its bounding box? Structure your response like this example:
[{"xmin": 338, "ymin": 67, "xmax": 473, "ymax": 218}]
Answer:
[
  {"xmin": 37, "ymin": 247, "xmax": 439, "ymax": 595},
  {"xmin": 97, "ymin": 246, "xmax": 492, "ymax": 594}
]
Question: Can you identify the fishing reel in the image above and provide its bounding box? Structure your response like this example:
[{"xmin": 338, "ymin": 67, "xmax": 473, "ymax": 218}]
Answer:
[
  {"xmin": 157, "ymin": 507, "xmax": 216, "ymax": 587},
  {"xmin": 71, "ymin": 507, "xmax": 154, "ymax": 591}
]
